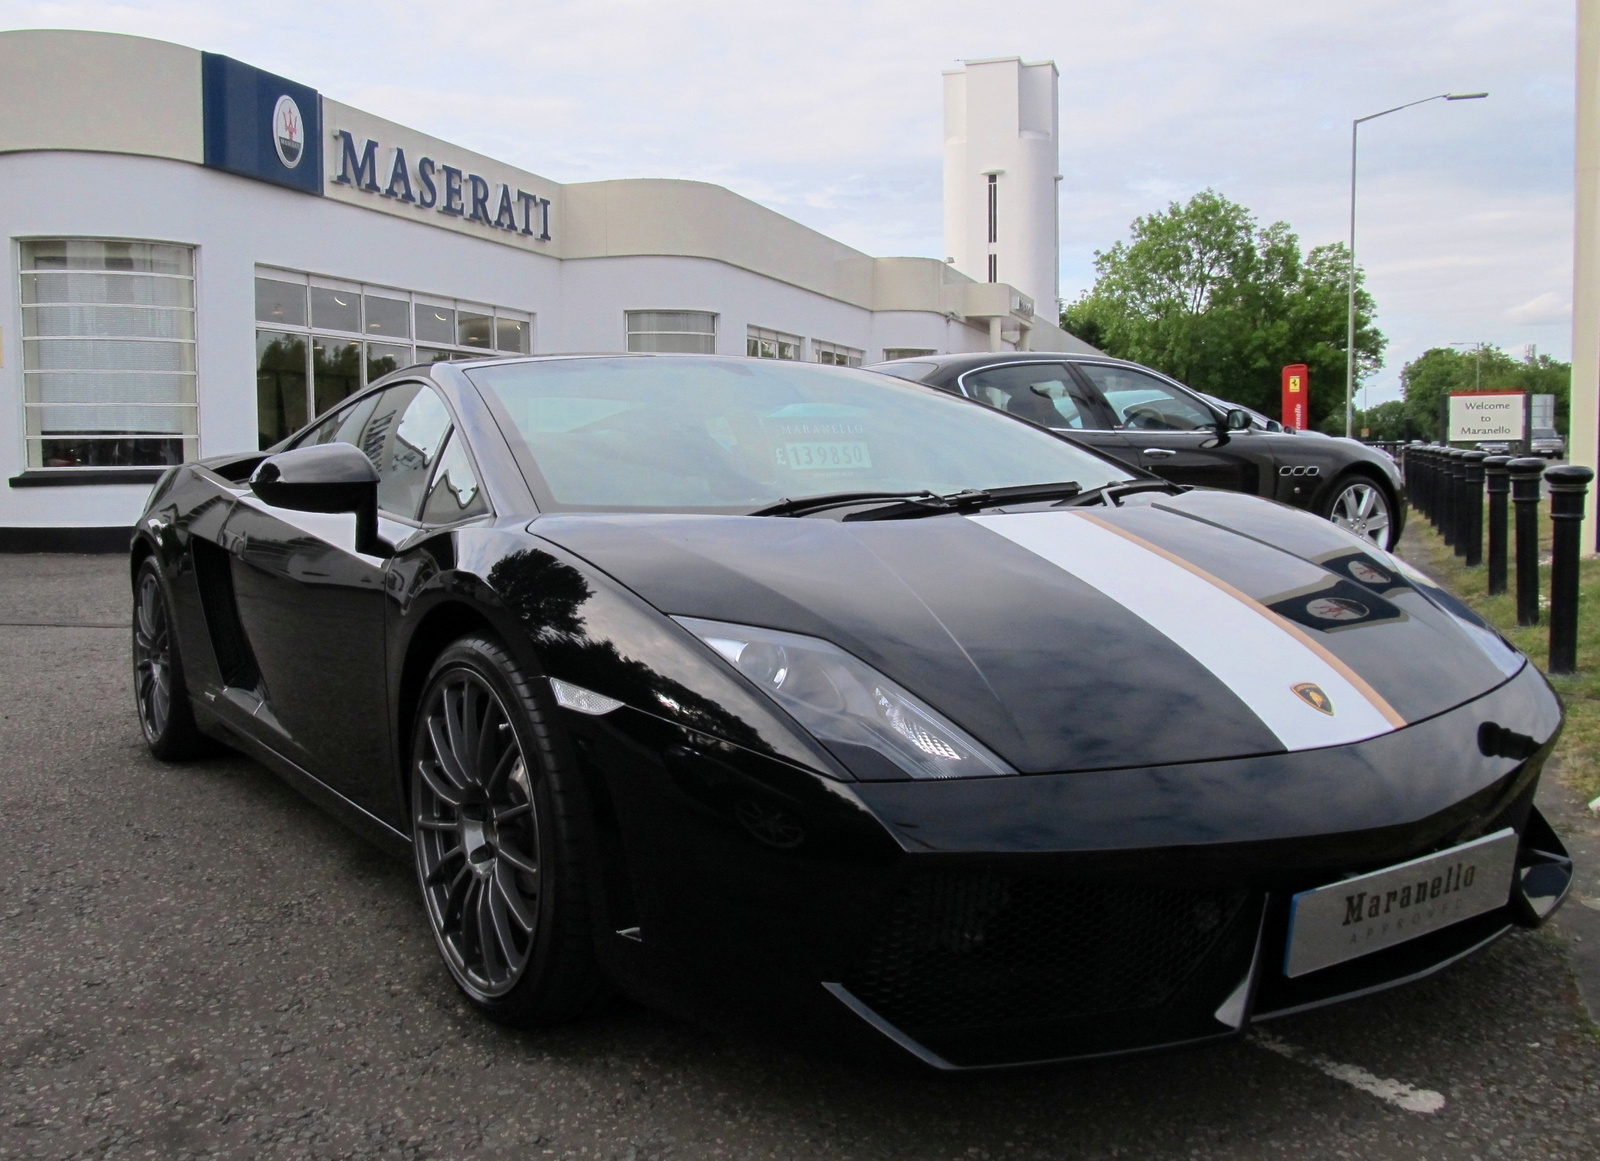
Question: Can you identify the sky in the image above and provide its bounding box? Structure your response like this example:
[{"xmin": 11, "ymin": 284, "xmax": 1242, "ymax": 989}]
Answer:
[{"xmin": 0, "ymin": 0, "xmax": 1576, "ymax": 404}]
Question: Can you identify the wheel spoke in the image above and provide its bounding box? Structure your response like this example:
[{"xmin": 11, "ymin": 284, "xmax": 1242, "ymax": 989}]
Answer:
[
  {"xmin": 493, "ymin": 800, "xmax": 532, "ymax": 825},
  {"xmin": 426, "ymin": 717, "xmax": 473, "ymax": 790},
  {"xmin": 474, "ymin": 879, "xmax": 503, "ymax": 978},
  {"xmin": 445, "ymin": 683, "xmax": 477, "ymax": 780},
  {"xmin": 493, "ymin": 860, "xmax": 536, "ymax": 931},
  {"xmin": 417, "ymin": 758, "xmax": 465, "ymax": 807},
  {"xmin": 424, "ymin": 844, "xmax": 465, "ymax": 885},
  {"xmin": 487, "ymin": 878, "xmax": 526, "ymax": 971},
  {"xmin": 443, "ymin": 861, "xmax": 473, "ymax": 917},
  {"xmin": 416, "ymin": 813, "xmax": 458, "ymax": 832},
  {"xmin": 483, "ymin": 745, "xmax": 518, "ymax": 797},
  {"xmin": 496, "ymin": 838, "xmax": 540, "ymax": 876},
  {"xmin": 1356, "ymin": 487, "xmax": 1376, "ymax": 518},
  {"xmin": 475, "ymin": 698, "xmax": 500, "ymax": 776}
]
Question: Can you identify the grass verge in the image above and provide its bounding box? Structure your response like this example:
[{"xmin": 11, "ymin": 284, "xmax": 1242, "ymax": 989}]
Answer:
[{"xmin": 1397, "ymin": 505, "xmax": 1600, "ymax": 805}]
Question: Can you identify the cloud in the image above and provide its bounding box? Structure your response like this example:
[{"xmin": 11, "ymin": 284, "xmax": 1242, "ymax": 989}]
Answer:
[
  {"xmin": 1506, "ymin": 291, "xmax": 1572, "ymax": 326},
  {"xmin": 0, "ymin": 0, "xmax": 1575, "ymax": 398}
]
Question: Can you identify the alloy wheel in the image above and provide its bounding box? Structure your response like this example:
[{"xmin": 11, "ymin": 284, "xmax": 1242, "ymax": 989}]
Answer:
[
  {"xmin": 1328, "ymin": 481, "xmax": 1391, "ymax": 548},
  {"xmin": 414, "ymin": 670, "xmax": 542, "ymax": 998},
  {"xmin": 133, "ymin": 570, "xmax": 173, "ymax": 743}
]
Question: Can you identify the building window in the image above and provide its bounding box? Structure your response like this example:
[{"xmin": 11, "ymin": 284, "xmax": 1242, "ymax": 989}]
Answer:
[
  {"xmin": 747, "ymin": 325, "xmax": 801, "ymax": 360},
  {"xmin": 882, "ymin": 348, "xmax": 937, "ymax": 361},
  {"xmin": 626, "ymin": 310, "xmax": 717, "ymax": 354},
  {"xmin": 254, "ymin": 269, "xmax": 533, "ymax": 449},
  {"xmin": 811, "ymin": 340, "xmax": 863, "ymax": 367},
  {"xmin": 19, "ymin": 238, "xmax": 198, "ymax": 469}
]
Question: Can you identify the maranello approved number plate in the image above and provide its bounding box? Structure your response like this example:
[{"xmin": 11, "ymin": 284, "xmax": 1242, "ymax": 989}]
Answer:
[
  {"xmin": 1284, "ymin": 828, "xmax": 1518, "ymax": 978},
  {"xmin": 782, "ymin": 441, "xmax": 872, "ymax": 470}
]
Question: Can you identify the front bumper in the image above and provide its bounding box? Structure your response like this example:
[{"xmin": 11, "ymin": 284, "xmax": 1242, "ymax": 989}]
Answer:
[
  {"xmin": 567, "ymin": 661, "xmax": 1568, "ymax": 1069},
  {"xmin": 821, "ymin": 805, "xmax": 1570, "ymax": 1070}
]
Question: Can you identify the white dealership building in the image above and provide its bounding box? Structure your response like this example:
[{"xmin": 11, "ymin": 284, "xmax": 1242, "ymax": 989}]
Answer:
[{"xmin": 0, "ymin": 30, "xmax": 1081, "ymax": 547}]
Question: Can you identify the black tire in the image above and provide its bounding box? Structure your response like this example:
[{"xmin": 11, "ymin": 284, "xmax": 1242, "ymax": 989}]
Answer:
[
  {"xmin": 1320, "ymin": 473, "xmax": 1399, "ymax": 551},
  {"xmin": 410, "ymin": 635, "xmax": 604, "ymax": 1027},
  {"xmin": 132, "ymin": 556, "xmax": 208, "ymax": 761}
]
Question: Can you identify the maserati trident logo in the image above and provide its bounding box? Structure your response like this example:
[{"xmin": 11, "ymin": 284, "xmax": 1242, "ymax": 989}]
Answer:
[
  {"xmin": 272, "ymin": 94, "xmax": 304, "ymax": 169},
  {"xmin": 1293, "ymin": 682, "xmax": 1334, "ymax": 715},
  {"xmin": 1306, "ymin": 596, "xmax": 1369, "ymax": 622}
]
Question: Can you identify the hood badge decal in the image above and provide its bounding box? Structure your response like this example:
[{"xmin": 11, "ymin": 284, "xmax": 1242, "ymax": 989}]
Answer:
[{"xmin": 1292, "ymin": 682, "xmax": 1335, "ymax": 715}]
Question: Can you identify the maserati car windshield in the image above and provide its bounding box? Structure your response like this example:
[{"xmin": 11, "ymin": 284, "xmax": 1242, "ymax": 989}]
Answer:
[{"xmin": 467, "ymin": 356, "xmax": 1134, "ymax": 511}]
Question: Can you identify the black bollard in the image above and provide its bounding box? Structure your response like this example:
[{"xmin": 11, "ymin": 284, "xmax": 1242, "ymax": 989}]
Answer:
[
  {"xmin": 1545, "ymin": 464, "xmax": 1593, "ymax": 674},
  {"xmin": 1462, "ymin": 451, "xmax": 1486, "ymax": 567},
  {"xmin": 1439, "ymin": 448, "xmax": 1454, "ymax": 541},
  {"xmin": 1432, "ymin": 444, "xmax": 1447, "ymax": 526},
  {"xmin": 1509, "ymin": 457, "xmax": 1546, "ymax": 627},
  {"xmin": 1449, "ymin": 449, "xmax": 1468, "ymax": 552},
  {"xmin": 1484, "ymin": 455, "xmax": 1512, "ymax": 594}
]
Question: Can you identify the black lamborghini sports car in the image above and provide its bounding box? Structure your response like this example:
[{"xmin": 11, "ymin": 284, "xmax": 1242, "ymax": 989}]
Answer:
[{"xmin": 130, "ymin": 354, "xmax": 1571, "ymax": 1070}]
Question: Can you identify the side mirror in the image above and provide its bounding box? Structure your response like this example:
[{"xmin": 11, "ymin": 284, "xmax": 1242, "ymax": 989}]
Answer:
[
  {"xmin": 249, "ymin": 443, "xmax": 384, "ymax": 555},
  {"xmin": 1225, "ymin": 408, "xmax": 1253, "ymax": 431}
]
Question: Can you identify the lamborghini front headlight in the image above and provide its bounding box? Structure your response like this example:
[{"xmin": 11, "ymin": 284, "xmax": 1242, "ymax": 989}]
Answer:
[{"xmin": 675, "ymin": 617, "xmax": 1015, "ymax": 781}]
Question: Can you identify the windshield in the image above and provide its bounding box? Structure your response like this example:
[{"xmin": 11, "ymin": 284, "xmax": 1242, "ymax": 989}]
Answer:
[
  {"xmin": 467, "ymin": 356, "xmax": 1134, "ymax": 511},
  {"xmin": 1533, "ymin": 428, "xmax": 1559, "ymax": 440}
]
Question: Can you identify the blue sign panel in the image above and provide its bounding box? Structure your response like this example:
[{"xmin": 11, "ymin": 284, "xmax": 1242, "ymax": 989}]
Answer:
[{"xmin": 201, "ymin": 53, "xmax": 322, "ymax": 195}]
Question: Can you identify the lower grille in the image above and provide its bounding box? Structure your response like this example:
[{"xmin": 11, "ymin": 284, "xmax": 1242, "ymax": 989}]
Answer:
[{"xmin": 841, "ymin": 873, "xmax": 1250, "ymax": 1038}]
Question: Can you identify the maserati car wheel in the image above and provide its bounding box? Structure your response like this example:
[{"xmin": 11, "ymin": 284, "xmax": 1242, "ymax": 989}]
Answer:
[
  {"xmin": 1324, "ymin": 478, "xmax": 1393, "ymax": 549},
  {"xmin": 411, "ymin": 636, "xmax": 602, "ymax": 1025}
]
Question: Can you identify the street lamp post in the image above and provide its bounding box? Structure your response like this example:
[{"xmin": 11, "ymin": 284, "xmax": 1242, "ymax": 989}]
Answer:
[{"xmin": 1346, "ymin": 92, "xmax": 1488, "ymax": 438}]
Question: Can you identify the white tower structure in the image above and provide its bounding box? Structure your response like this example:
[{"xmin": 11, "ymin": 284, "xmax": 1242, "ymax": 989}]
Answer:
[{"xmin": 943, "ymin": 57, "xmax": 1060, "ymax": 325}]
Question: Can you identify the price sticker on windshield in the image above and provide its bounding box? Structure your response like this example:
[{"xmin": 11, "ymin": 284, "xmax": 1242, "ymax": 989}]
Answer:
[{"xmin": 780, "ymin": 441, "xmax": 872, "ymax": 470}]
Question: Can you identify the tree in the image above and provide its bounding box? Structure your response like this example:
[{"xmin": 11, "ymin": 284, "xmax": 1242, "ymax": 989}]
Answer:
[
  {"xmin": 1061, "ymin": 190, "xmax": 1385, "ymax": 430},
  {"xmin": 1340, "ymin": 399, "xmax": 1426, "ymax": 442},
  {"xmin": 1395, "ymin": 346, "xmax": 1571, "ymax": 441}
]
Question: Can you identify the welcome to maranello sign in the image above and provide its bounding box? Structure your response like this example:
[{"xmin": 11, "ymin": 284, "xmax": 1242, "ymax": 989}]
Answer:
[{"xmin": 1448, "ymin": 392, "xmax": 1526, "ymax": 442}]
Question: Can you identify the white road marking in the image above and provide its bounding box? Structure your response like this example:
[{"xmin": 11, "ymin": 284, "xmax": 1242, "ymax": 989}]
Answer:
[
  {"xmin": 970, "ymin": 511, "xmax": 1399, "ymax": 750},
  {"xmin": 1251, "ymin": 1030, "xmax": 1447, "ymax": 1114}
]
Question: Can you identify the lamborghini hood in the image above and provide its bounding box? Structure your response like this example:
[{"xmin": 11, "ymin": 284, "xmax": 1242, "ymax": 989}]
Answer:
[{"xmin": 532, "ymin": 490, "xmax": 1523, "ymax": 774}]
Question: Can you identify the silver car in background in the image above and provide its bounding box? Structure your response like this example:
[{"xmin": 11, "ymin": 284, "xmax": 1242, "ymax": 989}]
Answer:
[{"xmin": 1531, "ymin": 427, "xmax": 1566, "ymax": 459}]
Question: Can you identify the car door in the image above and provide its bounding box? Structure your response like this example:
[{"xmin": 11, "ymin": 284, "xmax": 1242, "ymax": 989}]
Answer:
[
  {"xmin": 1072, "ymin": 362, "xmax": 1263, "ymax": 494},
  {"xmin": 956, "ymin": 362, "xmax": 1135, "ymax": 467},
  {"xmin": 220, "ymin": 381, "xmax": 454, "ymax": 812}
]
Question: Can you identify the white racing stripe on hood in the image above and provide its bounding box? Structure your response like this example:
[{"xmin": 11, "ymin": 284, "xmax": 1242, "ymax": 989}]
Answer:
[{"xmin": 970, "ymin": 510, "xmax": 1403, "ymax": 752}]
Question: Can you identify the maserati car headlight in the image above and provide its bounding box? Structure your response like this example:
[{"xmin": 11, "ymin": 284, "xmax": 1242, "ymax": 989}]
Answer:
[{"xmin": 675, "ymin": 617, "xmax": 1015, "ymax": 781}]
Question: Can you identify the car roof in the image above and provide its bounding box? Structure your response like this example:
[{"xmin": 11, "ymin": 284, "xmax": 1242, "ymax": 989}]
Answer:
[{"xmin": 869, "ymin": 351, "xmax": 1139, "ymax": 373}]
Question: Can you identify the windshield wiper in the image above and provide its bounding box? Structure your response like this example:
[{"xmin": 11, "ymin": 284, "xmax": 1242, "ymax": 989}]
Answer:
[
  {"xmin": 842, "ymin": 482, "xmax": 1084, "ymax": 521},
  {"xmin": 1060, "ymin": 479, "xmax": 1187, "ymax": 507},
  {"xmin": 748, "ymin": 490, "xmax": 937, "ymax": 518}
]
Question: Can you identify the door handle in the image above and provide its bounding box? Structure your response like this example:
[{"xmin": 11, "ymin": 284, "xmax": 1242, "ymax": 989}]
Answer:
[{"xmin": 1142, "ymin": 448, "xmax": 1177, "ymax": 459}]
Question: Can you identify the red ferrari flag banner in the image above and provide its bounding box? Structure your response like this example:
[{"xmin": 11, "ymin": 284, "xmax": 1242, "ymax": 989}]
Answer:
[{"xmin": 1282, "ymin": 364, "xmax": 1308, "ymax": 430}]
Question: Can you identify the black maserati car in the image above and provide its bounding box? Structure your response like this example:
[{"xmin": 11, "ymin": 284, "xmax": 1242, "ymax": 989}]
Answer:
[
  {"xmin": 871, "ymin": 352, "xmax": 1406, "ymax": 550},
  {"xmin": 130, "ymin": 354, "xmax": 1568, "ymax": 1069}
]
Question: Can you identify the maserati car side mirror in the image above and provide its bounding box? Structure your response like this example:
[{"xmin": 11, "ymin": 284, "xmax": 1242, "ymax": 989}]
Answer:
[
  {"xmin": 1225, "ymin": 408, "xmax": 1253, "ymax": 431},
  {"xmin": 250, "ymin": 443, "xmax": 384, "ymax": 555}
]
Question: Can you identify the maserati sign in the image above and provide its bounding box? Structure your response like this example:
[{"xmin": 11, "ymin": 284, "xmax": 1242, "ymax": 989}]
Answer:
[
  {"xmin": 272, "ymin": 95, "xmax": 305, "ymax": 169},
  {"xmin": 332, "ymin": 130, "xmax": 552, "ymax": 242}
]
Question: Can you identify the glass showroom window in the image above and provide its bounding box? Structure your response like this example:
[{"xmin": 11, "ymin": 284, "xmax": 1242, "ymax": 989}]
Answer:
[
  {"xmin": 812, "ymin": 340, "xmax": 863, "ymax": 367},
  {"xmin": 626, "ymin": 310, "xmax": 717, "ymax": 354},
  {"xmin": 254, "ymin": 268, "xmax": 532, "ymax": 449},
  {"xmin": 882, "ymin": 347, "xmax": 936, "ymax": 361},
  {"xmin": 19, "ymin": 239, "xmax": 197, "ymax": 469},
  {"xmin": 747, "ymin": 326, "xmax": 801, "ymax": 361}
]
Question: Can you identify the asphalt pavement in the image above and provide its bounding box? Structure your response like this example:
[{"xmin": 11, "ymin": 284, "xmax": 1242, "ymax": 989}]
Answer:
[{"xmin": 3, "ymin": 551, "xmax": 1600, "ymax": 1160}]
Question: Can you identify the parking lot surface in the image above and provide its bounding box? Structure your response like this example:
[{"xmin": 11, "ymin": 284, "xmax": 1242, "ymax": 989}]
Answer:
[{"xmin": 3, "ymin": 551, "xmax": 1600, "ymax": 1160}]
